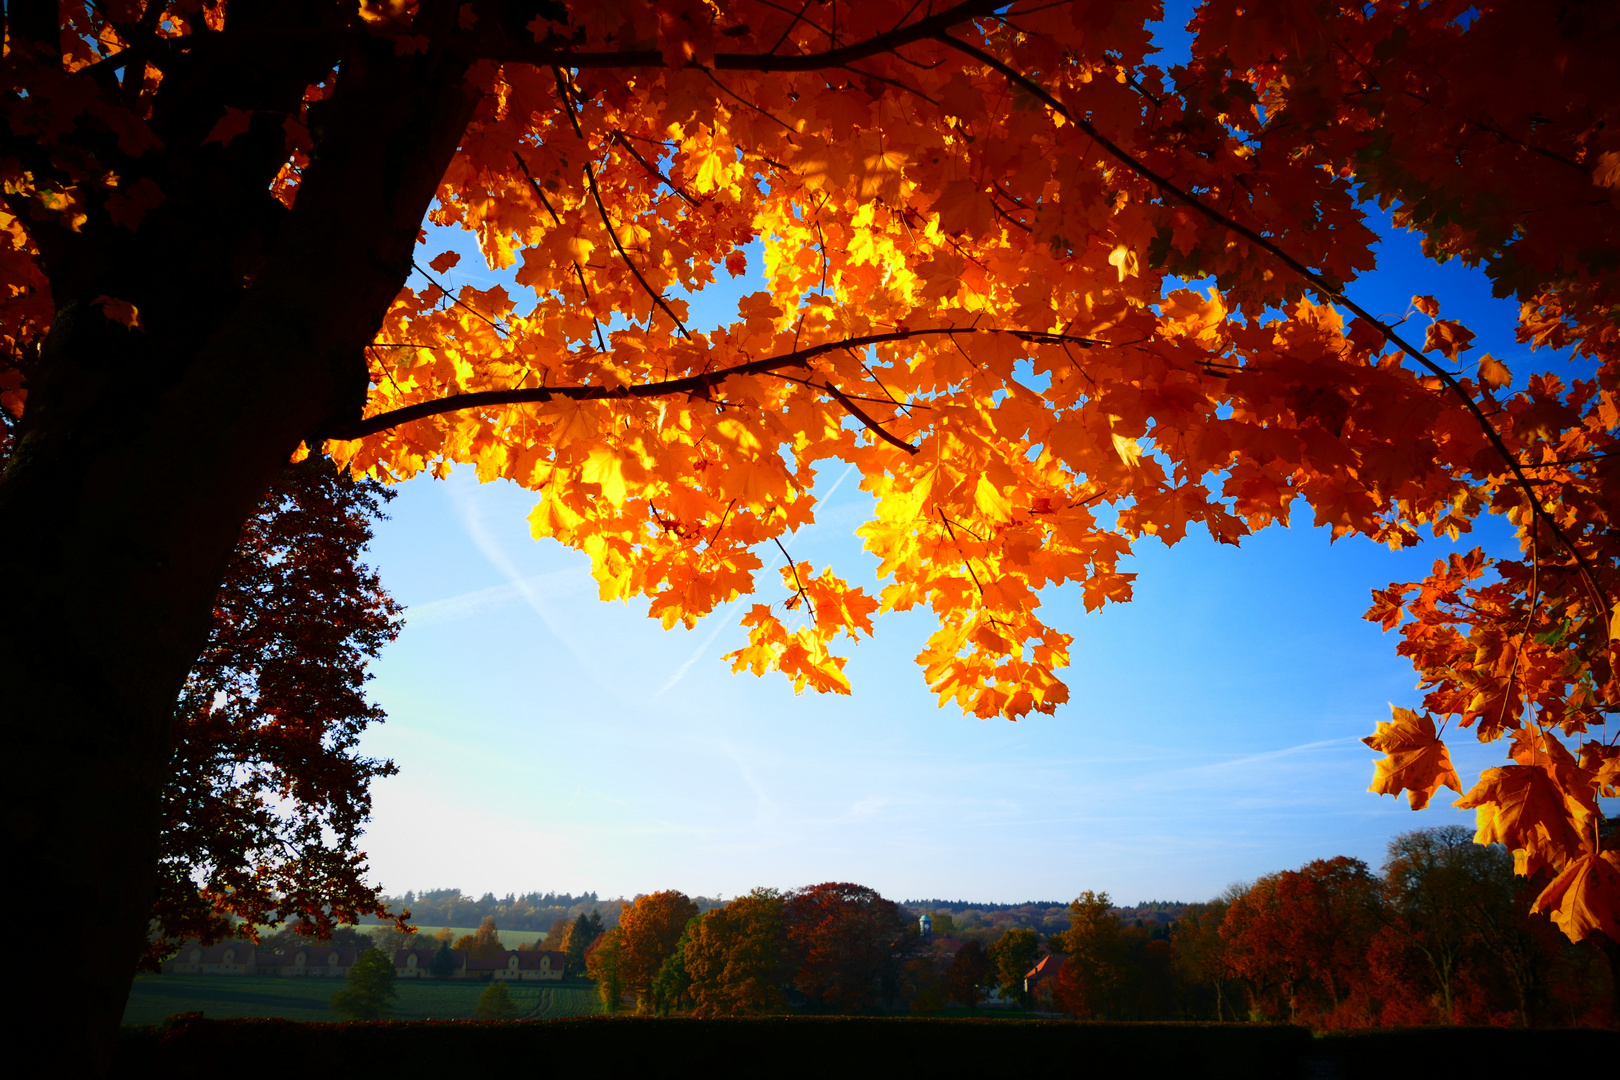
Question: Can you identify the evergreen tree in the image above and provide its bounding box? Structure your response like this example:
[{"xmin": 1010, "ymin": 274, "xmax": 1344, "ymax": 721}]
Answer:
[
  {"xmin": 566, "ymin": 910, "xmax": 604, "ymax": 977},
  {"xmin": 650, "ymin": 916, "xmax": 700, "ymax": 1016},
  {"xmin": 429, "ymin": 941, "xmax": 456, "ymax": 979},
  {"xmin": 475, "ymin": 980, "xmax": 520, "ymax": 1020},
  {"xmin": 329, "ymin": 947, "xmax": 397, "ymax": 1021}
]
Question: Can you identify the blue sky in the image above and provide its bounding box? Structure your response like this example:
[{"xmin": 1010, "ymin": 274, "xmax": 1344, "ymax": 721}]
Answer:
[{"xmin": 348, "ymin": 7, "xmax": 1609, "ymax": 907}]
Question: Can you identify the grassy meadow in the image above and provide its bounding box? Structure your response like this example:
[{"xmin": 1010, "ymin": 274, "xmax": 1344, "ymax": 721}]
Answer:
[
  {"xmin": 122, "ymin": 974, "xmax": 600, "ymax": 1025},
  {"xmin": 385, "ymin": 926, "xmax": 550, "ymax": 948},
  {"xmin": 230, "ymin": 925, "xmax": 549, "ymax": 949}
]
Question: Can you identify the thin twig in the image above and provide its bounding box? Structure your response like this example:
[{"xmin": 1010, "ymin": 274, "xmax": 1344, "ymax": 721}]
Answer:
[
  {"xmin": 823, "ymin": 381, "xmax": 919, "ymax": 454},
  {"xmin": 937, "ymin": 507, "xmax": 986, "ymax": 598},
  {"xmin": 773, "ymin": 535, "xmax": 816, "ymax": 626},
  {"xmin": 410, "ymin": 260, "xmax": 510, "ymax": 339},
  {"xmin": 583, "ymin": 159, "xmax": 693, "ymax": 339},
  {"xmin": 1497, "ymin": 527, "xmax": 1540, "ymax": 736}
]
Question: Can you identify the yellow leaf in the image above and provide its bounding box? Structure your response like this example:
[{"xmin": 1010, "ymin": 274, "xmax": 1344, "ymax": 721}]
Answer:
[
  {"xmin": 565, "ymin": 236, "xmax": 595, "ymax": 267},
  {"xmin": 1108, "ymin": 244, "xmax": 1139, "ymax": 282},
  {"xmin": 1454, "ymin": 763, "xmax": 1593, "ymax": 876},
  {"xmin": 1593, "ymin": 150, "xmax": 1620, "ymax": 189},
  {"xmin": 1111, "ymin": 432, "xmax": 1142, "ymax": 468},
  {"xmin": 581, "ymin": 447, "xmax": 628, "ymax": 506},
  {"xmin": 974, "ymin": 475, "xmax": 1012, "ymax": 522}
]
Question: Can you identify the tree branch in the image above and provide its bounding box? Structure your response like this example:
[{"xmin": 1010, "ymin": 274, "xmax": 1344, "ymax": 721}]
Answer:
[
  {"xmin": 470, "ymin": 0, "xmax": 1001, "ymax": 70},
  {"xmin": 327, "ymin": 327, "xmax": 1104, "ymax": 440},
  {"xmin": 934, "ymin": 31, "xmax": 1613, "ymax": 621},
  {"xmin": 822, "ymin": 382, "xmax": 919, "ymax": 454},
  {"xmin": 610, "ymin": 131, "xmax": 700, "ymax": 207},
  {"xmin": 583, "ymin": 158, "xmax": 692, "ymax": 339}
]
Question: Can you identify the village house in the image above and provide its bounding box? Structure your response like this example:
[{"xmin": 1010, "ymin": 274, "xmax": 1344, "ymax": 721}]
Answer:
[
  {"xmin": 392, "ymin": 947, "xmax": 565, "ymax": 980},
  {"xmin": 165, "ymin": 941, "xmax": 257, "ymax": 976},
  {"xmin": 483, "ymin": 950, "xmax": 565, "ymax": 981},
  {"xmin": 1024, "ymin": 952, "xmax": 1068, "ymax": 1006},
  {"xmin": 393, "ymin": 947, "xmax": 466, "ymax": 978},
  {"xmin": 163, "ymin": 941, "xmax": 360, "ymax": 977}
]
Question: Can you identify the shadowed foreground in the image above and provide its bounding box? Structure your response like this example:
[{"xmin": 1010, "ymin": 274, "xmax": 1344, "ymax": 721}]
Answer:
[{"xmin": 118, "ymin": 1016, "xmax": 1616, "ymax": 1078}]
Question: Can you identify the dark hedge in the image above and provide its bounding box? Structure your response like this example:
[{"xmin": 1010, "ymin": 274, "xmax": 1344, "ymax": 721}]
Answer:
[{"xmin": 117, "ymin": 1015, "xmax": 1614, "ymax": 1079}]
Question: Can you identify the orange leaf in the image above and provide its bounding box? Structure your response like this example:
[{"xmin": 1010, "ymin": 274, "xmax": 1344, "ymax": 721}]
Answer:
[
  {"xmin": 1422, "ymin": 319, "xmax": 1475, "ymax": 360},
  {"xmin": 1530, "ymin": 852, "xmax": 1620, "ymax": 943},
  {"xmin": 1362, "ymin": 706, "xmax": 1461, "ymax": 810},
  {"xmin": 1476, "ymin": 353, "xmax": 1511, "ymax": 389},
  {"xmin": 1412, "ymin": 295, "xmax": 1440, "ymax": 317},
  {"xmin": 428, "ymin": 250, "xmax": 461, "ymax": 274},
  {"xmin": 1454, "ymin": 764, "xmax": 1592, "ymax": 876},
  {"xmin": 91, "ymin": 295, "xmax": 142, "ymax": 331}
]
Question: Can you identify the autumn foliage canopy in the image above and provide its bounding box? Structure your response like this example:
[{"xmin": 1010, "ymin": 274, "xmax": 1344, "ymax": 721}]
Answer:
[{"xmin": 1, "ymin": 1, "xmax": 1618, "ymax": 1038}]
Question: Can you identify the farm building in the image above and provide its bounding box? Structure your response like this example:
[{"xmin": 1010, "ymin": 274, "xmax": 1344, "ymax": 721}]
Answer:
[{"xmin": 164, "ymin": 941, "xmax": 360, "ymax": 977}]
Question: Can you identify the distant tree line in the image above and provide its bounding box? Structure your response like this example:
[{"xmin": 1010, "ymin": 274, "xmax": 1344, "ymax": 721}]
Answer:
[
  {"xmin": 1052, "ymin": 828, "xmax": 1615, "ymax": 1029},
  {"xmin": 583, "ymin": 884, "xmax": 926, "ymax": 1017},
  {"xmin": 556, "ymin": 829, "xmax": 1617, "ymax": 1026},
  {"xmin": 217, "ymin": 829, "xmax": 1616, "ymax": 1028},
  {"xmin": 357, "ymin": 889, "xmax": 608, "ymax": 933}
]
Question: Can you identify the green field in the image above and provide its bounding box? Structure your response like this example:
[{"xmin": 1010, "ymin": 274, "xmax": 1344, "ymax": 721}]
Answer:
[
  {"xmin": 376, "ymin": 926, "xmax": 550, "ymax": 948},
  {"xmin": 237, "ymin": 925, "xmax": 550, "ymax": 949},
  {"xmin": 123, "ymin": 975, "xmax": 601, "ymax": 1025}
]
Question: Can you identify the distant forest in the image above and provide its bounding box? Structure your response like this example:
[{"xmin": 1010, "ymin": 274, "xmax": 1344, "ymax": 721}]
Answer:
[{"xmin": 359, "ymin": 889, "xmax": 726, "ymax": 933}]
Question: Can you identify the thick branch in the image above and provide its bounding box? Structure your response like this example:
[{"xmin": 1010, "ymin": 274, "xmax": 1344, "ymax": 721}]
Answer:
[
  {"xmin": 329, "ymin": 327, "xmax": 1102, "ymax": 440},
  {"xmin": 472, "ymin": 0, "xmax": 1000, "ymax": 70}
]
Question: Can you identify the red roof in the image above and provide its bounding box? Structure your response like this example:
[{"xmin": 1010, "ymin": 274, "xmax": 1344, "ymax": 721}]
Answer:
[
  {"xmin": 1025, "ymin": 952, "xmax": 1068, "ymax": 984},
  {"xmin": 467, "ymin": 949, "xmax": 565, "ymax": 972}
]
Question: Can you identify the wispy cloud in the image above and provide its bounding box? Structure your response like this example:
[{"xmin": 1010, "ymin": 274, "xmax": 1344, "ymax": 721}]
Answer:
[
  {"xmin": 406, "ymin": 571, "xmax": 589, "ymax": 626},
  {"xmin": 445, "ymin": 482, "xmax": 609, "ymax": 686},
  {"xmin": 1192, "ymin": 736, "xmax": 1363, "ymax": 775}
]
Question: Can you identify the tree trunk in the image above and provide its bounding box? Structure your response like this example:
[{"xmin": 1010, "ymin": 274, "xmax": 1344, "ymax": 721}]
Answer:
[{"xmin": 0, "ymin": 34, "xmax": 474, "ymax": 1070}]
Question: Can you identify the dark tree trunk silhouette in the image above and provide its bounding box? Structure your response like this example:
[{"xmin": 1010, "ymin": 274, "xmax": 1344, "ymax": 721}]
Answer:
[{"xmin": 0, "ymin": 7, "xmax": 475, "ymax": 1064}]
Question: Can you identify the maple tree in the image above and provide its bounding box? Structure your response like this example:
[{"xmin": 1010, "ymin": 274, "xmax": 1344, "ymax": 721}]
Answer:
[
  {"xmin": 942, "ymin": 938, "xmax": 990, "ymax": 1010},
  {"xmin": 2, "ymin": 0, "xmax": 1617, "ymax": 1058},
  {"xmin": 1169, "ymin": 898, "xmax": 1238, "ymax": 1022},
  {"xmin": 986, "ymin": 925, "xmax": 1039, "ymax": 1006},
  {"xmin": 616, "ymin": 889, "xmax": 700, "ymax": 1009},
  {"xmin": 1053, "ymin": 889, "xmax": 1126, "ymax": 1017},
  {"xmin": 151, "ymin": 458, "xmax": 403, "ymax": 968},
  {"xmin": 682, "ymin": 887, "xmax": 786, "ymax": 1017},
  {"xmin": 455, "ymin": 914, "xmax": 507, "ymax": 960},
  {"xmin": 1220, "ymin": 856, "xmax": 1385, "ymax": 1024},
  {"xmin": 782, "ymin": 882, "xmax": 912, "ymax": 1012},
  {"xmin": 1379, "ymin": 825, "xmax": 1505, "ymax": 1023}
]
